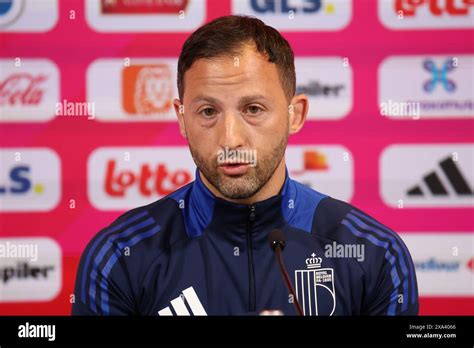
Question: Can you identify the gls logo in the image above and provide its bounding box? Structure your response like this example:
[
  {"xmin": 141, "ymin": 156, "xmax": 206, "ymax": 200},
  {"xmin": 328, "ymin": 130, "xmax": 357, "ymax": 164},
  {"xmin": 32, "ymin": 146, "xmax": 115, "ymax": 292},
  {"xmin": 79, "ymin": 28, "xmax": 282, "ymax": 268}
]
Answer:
[
  {"xmin": 0, "ymin": 165, "xmax": 33, "ymax": 194},
  {"xmin": 250, "ymin": 0, "xmax": 324, "ymax": 14},
  {"xmin": 0, "ymin": 149, "xmax": 61, "ymax": 212},
  {"xmin": 232, "ymin": 0, "xmax": 352, "ymax": 31}
]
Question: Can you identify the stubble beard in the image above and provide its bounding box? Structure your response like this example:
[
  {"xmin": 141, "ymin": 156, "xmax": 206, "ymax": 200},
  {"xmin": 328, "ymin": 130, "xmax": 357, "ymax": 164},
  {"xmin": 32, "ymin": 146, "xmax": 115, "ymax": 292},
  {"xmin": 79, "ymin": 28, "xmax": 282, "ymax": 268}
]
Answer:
[{"xmin": 188, "ymin": 136, "xmax": 287, "ymax": 200}]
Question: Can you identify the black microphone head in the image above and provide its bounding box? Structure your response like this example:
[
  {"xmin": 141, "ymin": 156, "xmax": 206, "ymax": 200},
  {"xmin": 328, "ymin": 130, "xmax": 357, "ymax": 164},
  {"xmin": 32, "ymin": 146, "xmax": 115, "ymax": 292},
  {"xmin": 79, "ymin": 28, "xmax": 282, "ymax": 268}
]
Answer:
[{"xmin": 267, "ymin": 229, "xmax": 286, "ymax": 252}]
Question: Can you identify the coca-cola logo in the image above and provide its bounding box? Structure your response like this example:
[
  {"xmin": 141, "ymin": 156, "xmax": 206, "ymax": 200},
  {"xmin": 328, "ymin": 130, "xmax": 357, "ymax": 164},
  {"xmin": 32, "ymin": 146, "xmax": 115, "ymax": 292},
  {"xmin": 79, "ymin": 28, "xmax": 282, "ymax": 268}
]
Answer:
[
  {"xmin": 104, "ymin": 159, "xmax": 192, "ymax": 197},
  {"xmin": 0, "ymin": 73, "xmax": 48, "ymax": 106}
]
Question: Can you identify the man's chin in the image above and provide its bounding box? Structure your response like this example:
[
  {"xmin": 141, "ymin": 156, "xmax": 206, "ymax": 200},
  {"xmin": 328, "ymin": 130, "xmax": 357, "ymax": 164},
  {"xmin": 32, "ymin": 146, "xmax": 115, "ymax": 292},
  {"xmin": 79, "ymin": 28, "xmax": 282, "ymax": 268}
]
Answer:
[{"xmin": 214, "ymin": 176, "xmax": 260, "ymax": 200}]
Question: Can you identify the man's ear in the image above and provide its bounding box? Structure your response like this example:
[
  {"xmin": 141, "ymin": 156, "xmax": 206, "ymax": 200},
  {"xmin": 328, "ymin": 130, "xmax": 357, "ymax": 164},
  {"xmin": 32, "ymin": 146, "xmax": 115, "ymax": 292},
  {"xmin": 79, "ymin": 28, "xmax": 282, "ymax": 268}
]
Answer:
[
  {"xmin": 173, "ymin": 98, "xmax": 187, "ymax": 138},
  {"xmin": 288, "ymin": 94, "xmax": 309, "ymax": 135}
]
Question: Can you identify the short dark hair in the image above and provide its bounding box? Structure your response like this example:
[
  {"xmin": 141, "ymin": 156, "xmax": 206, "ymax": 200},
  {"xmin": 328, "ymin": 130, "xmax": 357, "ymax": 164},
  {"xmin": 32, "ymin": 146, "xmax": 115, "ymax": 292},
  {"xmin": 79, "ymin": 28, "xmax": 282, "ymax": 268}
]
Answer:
[{"xmin": 177, "ymin": 15, "xmax": 296, "ymax": 102}]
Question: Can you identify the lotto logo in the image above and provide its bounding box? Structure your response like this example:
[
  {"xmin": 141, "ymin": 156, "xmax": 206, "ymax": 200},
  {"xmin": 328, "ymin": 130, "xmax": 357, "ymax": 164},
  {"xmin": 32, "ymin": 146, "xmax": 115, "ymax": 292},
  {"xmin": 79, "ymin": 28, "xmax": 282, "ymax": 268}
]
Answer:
[{"xmin": 88, "ymin": 147, "xmax": 195, "ymax": 210}]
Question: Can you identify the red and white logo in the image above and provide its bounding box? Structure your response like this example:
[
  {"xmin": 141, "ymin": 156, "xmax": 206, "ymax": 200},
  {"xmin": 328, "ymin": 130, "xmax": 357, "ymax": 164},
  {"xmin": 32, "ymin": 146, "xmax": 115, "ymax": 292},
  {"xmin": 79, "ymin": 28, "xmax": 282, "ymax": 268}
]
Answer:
[
  {"xmin": 0, "ymin": 73, "xmax": 47, "ymax": 106},
  {"xmin": 467, "ymin": 257, "xmax": 474, "ymax": 272},
  {"xmin": 379, "ymin": 0, "xmax": 474, "ymax": 30},
  {"xmin": 86, "ymin": 0, "xmax": 205, "ymax": 32},
  {"xmin": 0, "ymin": 59, "xmax": 60, "ymax": 122},
  {"xmin": 88, "ymin": 147, "xmax": 195, "ymax": 210},
  {"xmin": 100, "ymin": 0, "xmax": 190, "ymax": 14}
]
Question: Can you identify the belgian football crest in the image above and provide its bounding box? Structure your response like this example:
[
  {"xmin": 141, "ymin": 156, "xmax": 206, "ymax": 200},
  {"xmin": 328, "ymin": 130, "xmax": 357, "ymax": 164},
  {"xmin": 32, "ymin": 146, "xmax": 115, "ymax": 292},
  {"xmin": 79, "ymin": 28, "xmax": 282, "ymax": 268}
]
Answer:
[{"xmin": 295, "ymin": 253, "xmax": 336, "ymax": 316}]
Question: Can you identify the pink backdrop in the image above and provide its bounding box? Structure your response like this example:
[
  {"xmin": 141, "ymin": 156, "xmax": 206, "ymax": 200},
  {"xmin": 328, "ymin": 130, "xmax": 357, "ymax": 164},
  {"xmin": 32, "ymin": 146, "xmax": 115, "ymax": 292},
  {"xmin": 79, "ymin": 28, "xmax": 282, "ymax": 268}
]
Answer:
[{"xmin": 0, "ymin": 0, "xmax": 473, "ymax": 315}]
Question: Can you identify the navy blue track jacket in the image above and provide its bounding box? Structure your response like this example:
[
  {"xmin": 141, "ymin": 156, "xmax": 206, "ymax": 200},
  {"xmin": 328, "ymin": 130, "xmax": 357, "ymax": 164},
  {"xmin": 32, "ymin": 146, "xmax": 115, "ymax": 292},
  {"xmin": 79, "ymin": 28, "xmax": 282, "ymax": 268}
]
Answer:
[{"xmin": 72, "ymin": 169, "xmax": 418, "ymax": 316}]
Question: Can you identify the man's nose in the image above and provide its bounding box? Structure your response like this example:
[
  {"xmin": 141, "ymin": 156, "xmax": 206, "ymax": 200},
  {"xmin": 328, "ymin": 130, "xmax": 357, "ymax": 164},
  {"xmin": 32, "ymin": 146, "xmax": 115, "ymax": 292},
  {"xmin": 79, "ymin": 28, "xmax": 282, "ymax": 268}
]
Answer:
[{"xmin": 219, "ymin": 111, "xmax": 246, "ymax": 149}]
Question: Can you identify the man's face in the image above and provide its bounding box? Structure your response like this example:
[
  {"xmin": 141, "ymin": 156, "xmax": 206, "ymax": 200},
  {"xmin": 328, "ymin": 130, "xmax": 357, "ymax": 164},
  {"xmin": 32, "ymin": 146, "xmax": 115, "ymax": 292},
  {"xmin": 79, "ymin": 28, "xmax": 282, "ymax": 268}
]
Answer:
[{"xmin": 176, "ymin": 45, "xmax": 291, "ymax": 200}]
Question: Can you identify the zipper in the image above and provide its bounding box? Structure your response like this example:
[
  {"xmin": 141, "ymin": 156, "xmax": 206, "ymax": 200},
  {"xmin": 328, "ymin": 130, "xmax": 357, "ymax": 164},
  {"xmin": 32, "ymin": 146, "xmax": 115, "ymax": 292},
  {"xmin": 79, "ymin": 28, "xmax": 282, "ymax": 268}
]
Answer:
[{"xmin": 246, "ymin": 204, "xmax": 256, "ymax": 312}]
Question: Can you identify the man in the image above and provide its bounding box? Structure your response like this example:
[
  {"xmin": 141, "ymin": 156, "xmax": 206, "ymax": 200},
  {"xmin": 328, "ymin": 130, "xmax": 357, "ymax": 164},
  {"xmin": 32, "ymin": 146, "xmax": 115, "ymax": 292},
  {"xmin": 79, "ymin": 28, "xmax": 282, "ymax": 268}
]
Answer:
[{"xmin": 73, "ymin": 15, "xmax": 418, "ymax": 316}]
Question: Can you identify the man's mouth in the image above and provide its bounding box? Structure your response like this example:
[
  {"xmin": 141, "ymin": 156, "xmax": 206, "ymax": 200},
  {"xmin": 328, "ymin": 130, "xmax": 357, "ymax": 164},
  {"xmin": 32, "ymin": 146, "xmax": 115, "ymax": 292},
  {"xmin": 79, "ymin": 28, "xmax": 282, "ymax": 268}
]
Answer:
[{"xmin": 218, "ymin": 163, "xmax": 250, "ymax": 176}]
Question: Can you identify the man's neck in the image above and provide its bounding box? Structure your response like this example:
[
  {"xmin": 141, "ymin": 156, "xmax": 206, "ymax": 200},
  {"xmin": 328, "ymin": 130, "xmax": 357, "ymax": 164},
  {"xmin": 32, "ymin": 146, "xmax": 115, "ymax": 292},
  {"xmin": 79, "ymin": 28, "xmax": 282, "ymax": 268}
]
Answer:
[{"xmin": 199, "ymin": 159, "xmax": 286, "ymax": 205}]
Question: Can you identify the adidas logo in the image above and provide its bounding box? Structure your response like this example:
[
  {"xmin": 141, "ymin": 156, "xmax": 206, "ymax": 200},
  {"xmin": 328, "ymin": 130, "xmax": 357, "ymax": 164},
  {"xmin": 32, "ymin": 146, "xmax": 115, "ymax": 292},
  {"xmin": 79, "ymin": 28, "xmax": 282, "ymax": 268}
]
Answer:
[
  {"xmin": 407, "ymin": 156, "xmax": 473, "ymax": 197},
  {"xmin": 158, "ymin": 286, "xmax": 207, "ymax": 316}
]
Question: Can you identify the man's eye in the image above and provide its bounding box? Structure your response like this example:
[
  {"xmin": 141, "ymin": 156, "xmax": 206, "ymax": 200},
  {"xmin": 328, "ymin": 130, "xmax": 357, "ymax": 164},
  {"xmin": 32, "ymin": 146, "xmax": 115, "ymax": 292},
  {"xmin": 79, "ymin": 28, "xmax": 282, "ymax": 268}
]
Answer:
[
  {"xmin": 246, "ymin": 105, "xmax": 263, "ymax": 115},
  {"xmin": 200, "ymin": 108, "xmax": 216, "ymax": 117}
]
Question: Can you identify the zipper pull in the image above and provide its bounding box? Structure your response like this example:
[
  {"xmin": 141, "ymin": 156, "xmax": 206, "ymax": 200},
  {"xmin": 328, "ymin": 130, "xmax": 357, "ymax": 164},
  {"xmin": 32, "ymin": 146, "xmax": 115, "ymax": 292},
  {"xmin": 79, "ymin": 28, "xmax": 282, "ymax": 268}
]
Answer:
[{"xmin": 249, "ymin": 205, "xmax": 256, "ymax": 222}]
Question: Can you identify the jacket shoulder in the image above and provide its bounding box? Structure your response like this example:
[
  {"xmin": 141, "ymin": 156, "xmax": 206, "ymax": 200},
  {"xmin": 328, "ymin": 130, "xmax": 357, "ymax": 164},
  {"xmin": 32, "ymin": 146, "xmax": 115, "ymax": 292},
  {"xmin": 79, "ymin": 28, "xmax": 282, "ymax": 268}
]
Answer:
[
  {"xmin": 72, "ymin": 185, "xmax": 192, "ymax": 315},
  {"xmin": 312, "ymin": 197, "xmax": 419, "ymax": 315}
]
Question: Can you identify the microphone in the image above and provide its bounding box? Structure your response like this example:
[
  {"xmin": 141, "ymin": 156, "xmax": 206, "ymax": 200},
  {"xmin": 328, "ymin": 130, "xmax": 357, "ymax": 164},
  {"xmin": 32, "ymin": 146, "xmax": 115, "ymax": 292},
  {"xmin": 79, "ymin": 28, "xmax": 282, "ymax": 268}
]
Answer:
[{"xmin": 267, "ymin": 229, "xmax": 304, "ymax": 316}]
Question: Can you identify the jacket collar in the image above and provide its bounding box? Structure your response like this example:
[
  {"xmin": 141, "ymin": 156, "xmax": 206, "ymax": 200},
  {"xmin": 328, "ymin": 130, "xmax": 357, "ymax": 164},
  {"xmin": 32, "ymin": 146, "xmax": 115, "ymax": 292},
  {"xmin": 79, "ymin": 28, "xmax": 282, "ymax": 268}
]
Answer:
[{"xmin": 188, "ymin": 168, "xmax": 288, "ymax": 238}]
